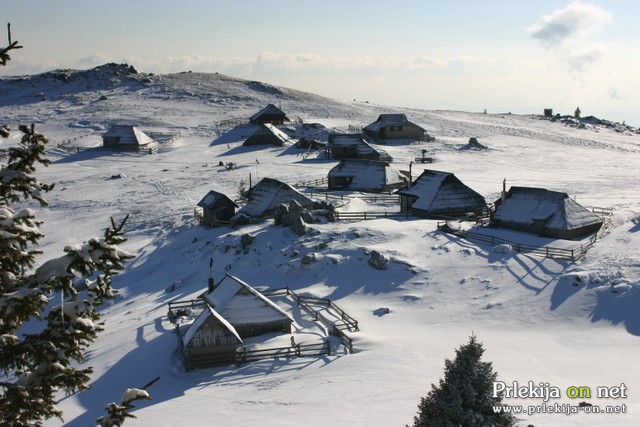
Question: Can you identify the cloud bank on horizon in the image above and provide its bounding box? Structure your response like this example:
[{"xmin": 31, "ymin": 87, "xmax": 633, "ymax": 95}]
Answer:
[{"xmin": 1, "ymin": 1, "xmax": 639, "ymax": 125}]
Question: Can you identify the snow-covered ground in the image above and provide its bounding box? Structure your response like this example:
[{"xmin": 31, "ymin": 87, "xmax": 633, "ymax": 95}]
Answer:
[{"xmin": 1, "ymin": 64, "xmax": 639, "ymax": 426}]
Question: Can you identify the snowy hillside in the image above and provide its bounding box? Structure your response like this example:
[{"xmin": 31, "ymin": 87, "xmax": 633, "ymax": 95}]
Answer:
[{"xmin": 1, "ymin": 64, "xmax": 639, "ymax": 426}]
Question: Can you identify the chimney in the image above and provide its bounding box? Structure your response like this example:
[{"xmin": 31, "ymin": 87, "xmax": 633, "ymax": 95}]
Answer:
[
  {"xmin": 207, "ymin": 257, "xmax": 215, "ymax": 293},
  {"xmin": 501, "ymin": 179, "xmax": 506, "ymax": 202}
]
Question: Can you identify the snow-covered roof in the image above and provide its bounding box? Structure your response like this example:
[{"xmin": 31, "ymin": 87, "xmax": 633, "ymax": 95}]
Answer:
[
  {"xmin": 398, "ymin": 170, "xmax": 486, "ymax": 213},
  {"xmin": 328, "ymin": 134, "xmax": 390, "ymax": 159},
  {"xmin": 493, "ymin": 187, "xmax": 603, "ymax": 231},
  {"xmin": 233, "ymin": 177, "xmax": 313, "ymax": 218},
  {"xmin": 364, "ymin": 113, "xmax": 425, "ymax": 133},
  {"xmin": 244, "ymin": 123, "xmax": 294, "ymax": 146},
  {"xmin": 181, "ymin": 305, "xmax": 242, "ymax": 348},
  {"xmin": 249, "ymin": 104, "xmax": 288, "ymax": 122},
  {"xmin": 197, "ymin": 190, "xmax": 238, "ymax": 209},
  {"xmin": 205, "ymin": 273, "xmax": 293, "ymax": 325},
  {"xmin": 328, "ymin": 159, "xmax": 405, "ymax": 190},
  {"xmin": 102, "ymin": 125, "xmax": 155, "ymax": 146}
]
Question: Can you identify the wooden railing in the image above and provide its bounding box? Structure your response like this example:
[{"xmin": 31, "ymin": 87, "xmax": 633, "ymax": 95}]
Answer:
[
  {"xmin": 303, "ymin": 191, "xmax": 400, "ymax": 204},
  {"xmin": 263, "ymin": 287, "xmax": 358, "ymax": 353},
  {"xmin": 186, "ymin": 339, "xmax": 331, "ymax": 371},
  {"xmin": 334, "ymin": 211, "xmax": 410, "ymax": 221},
  {"xmin": 294, "ymin": 177, "xmax": 329, "ymax": 188},
  {"xmin": 170, "ymin": 287, "xmax": 359, "ymax": 370},
  {"xmin": 437, "ymin": 215, "xmax": 613, "ymax": 262}
]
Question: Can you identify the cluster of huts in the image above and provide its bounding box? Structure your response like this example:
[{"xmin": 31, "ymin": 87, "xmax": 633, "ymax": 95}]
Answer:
[
  {"xmin": 198, "ymin": 104, "xmax": 605, "ymax": 240},
  {"xmin": 177, "ymin": 104, "xmax": 608, "ymax": 370}
]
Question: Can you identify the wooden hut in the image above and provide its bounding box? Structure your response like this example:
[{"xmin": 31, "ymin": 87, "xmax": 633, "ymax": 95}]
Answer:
[
  {"xmin": 180, "ymin": 305, "xmax": 243, "ymax": 368},
  {"xmin": 398, "ymin": 170, "xmax": 486, "ymax": 219},
  {"xmin": 326, "ymin": 133, "xmax": 391, "ymax": 161},
  {"xmin": 249, "ymin": 104, "xmax": 289, "ymax": 125},
  {"xmin": 363, "ymin": 113, "xmax": 426, "ymax": 141},
  {"xmin": 491, "ymin": 187, "xmax": 604, "ymax": 239},
  {"xmin": 102, "ymin": 125, "xmax": 157, "ymax": 152},
  {"xmin": 328, "ymin": 159, "xmax": 407, "ymax": 192},
  {"xmin": 243, "ymin": 123, "xmax": 293, "ymax": 147},
  {"xmin": 232, "ymin": 178, "xmax": 314, "ymax": 221},
  {"xmin": 177, "ymin": 273, "xmax": 293, "ymax": 369},
  {"xmin": 205, "ymin": 274, "xmax": 293, "ymax": 338},
  {"xmin": 197, "ymin": 190, "xmax": 238, "ymax": 227}
]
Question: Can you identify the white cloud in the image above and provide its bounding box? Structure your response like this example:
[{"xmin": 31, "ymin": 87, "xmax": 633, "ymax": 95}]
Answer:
[
  {"xmin": 529, "ymin": 1, "xmax": 612, "ymax": 48},
  {"xmin": 528, "ymin": 1, "xmax": 613, "ymax": 76}
]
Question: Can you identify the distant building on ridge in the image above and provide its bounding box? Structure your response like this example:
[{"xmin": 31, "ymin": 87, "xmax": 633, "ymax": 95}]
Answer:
[
  {"xmin": 249, "ymin": 104, "xmax": 289, "ymax": 125},
  {"xmin": 363, "ymin": 113, "xmax": 426, "ymax": 141},
  {"xmin": 102, "ymin": 125, "xmax": 157, "ymax": 152}
]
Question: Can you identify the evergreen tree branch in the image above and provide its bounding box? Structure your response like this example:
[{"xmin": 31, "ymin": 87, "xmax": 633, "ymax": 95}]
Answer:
[
  {"xmin": 97, "ymin": 377, "xmax": 160, "ymax": 426},
  {"xmin": 0, "ymin": 23, "xmax": 22, "ymax": 66}
]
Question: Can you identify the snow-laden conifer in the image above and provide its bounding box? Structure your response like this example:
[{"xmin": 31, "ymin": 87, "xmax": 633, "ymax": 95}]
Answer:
[
  {"xmin": 411, "ymin": 335, "xmax": 515, "ymax": 427},
  {"xmin": 0, "ymin": 125, "xmax": 135, "ymax": 426}
]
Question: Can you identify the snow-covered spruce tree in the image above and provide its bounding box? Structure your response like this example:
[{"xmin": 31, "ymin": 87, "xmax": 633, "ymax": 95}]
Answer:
[
  {"xmin": 411, "ymin": 335, "xmax": 514, "ymax": 427},
  {"xmin": 0, "ymin": 125, "xmax": 134, "ymax": 425}
]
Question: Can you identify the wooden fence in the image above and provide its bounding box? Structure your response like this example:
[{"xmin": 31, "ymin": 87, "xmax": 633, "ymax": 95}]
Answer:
[
  {"xmin": 294, "ymin": 177, "xmax": 329, "ymax": 188},
  {"xmin": 335, "ymin": 211, "xmax": 410, "ymax": 222},
  {"xmin": 169, "ymin": 286, "xmax": 359, "ymax": 370},
  {"xmin": 185, "ymin": 339, "xmax": 331, "ymax": 371},
  {"xmin": 263, "ymin": 288, "xmax": 358, "ymax": 353},
  {"xmin": 305, "ymin": 191, "xmax": 400, "ymax": 204},
  {"xmin": 437, "ymin": 215, "xmax": 613, "ymax": 262}
]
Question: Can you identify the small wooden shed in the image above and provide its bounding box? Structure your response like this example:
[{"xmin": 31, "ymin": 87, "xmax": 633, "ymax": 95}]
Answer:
[
  {"xmin": 398, "ymin": 170, "xmax": 486, "ymax": 219},
  {"xmin": 491, "ymin": 187, "xmax": 604, "ymax": 239},
  {"xmin": 205, "ymin": 274, "xmax": 293, "ymax": 338},
  {"xmin": 181, "ymin": 305, "xmax": 243, "ymax": 367},
  {"xmin": 243, "ymin": 123, "xmax": 293, "ymax": 147},
  {"xmin": 363, "ymin": 113, "xmax": 426, "ymax": 141},
  {"xmin": 102, "ymin": 125, "xmax": 157, "ymax": 151},
  {"xmin": 328, "ymin": 159, "xmax": 407, "ymax": 192},
  {"xmin": 249, "ymin": 104, "xmax": 289, "ymax": 125},
  {"xmin": 326, "ymin": 134, "xmax": 391, "ymax": 161},
  {"xmin": 232, "ymin": 178, "xmax": 314, "ymax": 221},
  {"xmin": 178, "ymin": 273, "xmax": 293, "ymax": 369},
  {"xmin": 197, "ymin": 190, "xmax": 238, "ymax": 227}
]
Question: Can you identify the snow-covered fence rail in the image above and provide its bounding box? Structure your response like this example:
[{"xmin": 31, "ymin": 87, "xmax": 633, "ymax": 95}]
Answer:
[
  {"xmin": 263, "ymin": 288, "xmax": 358, "ymax": 353},
  {"xmin": 436, "ymin": 221, "xmax": 611, "ymax": 262},
  {"xmin": 147, "ymin": 131, "xmax": 182, "ymax": 146},
  {"xmin": 216, "ymin": 117, "xmax": 249, "ymax": 130},
  {"xmin": 293, "ymin": 177, "xmax": 328, "ymax": 188},
  {"xmin": 357, "ymin": 194, "xmax": 400, "ymax": 204},
  {"xmin": 57, "ymin": 132, "xmax": 95, "ymax": 146},
  {"xmin": 334, "ymin": 211, "xmax": 410, "ymax": 222},
  {"xmin": 184, "ymin": 340, "xmax": 331, "ymax": 371},
  {"xmin": 235, "ymin": 340, "xmax": 331, "ymax": 364},
  {"xmin": 301, "ymin": 191, "xmax": 400, "ymax": 205}
]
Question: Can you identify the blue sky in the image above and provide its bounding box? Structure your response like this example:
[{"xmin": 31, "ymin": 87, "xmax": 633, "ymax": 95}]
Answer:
[{"xmin": 2, "ymin": 1, "xmax": 639, "ymax": 125}]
